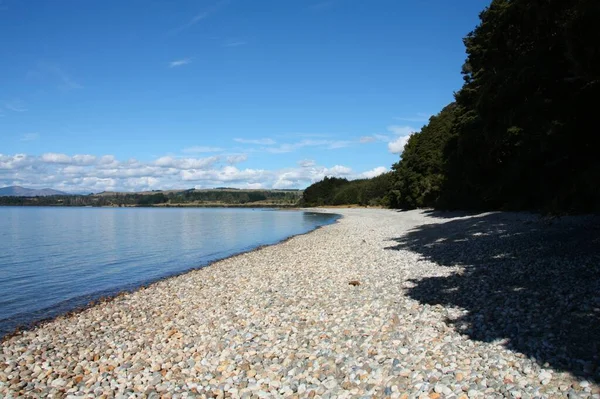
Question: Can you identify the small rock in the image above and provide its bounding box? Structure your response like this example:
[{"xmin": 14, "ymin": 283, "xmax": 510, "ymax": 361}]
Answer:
[{"xmin": 51, "ymin": 378, "xmax": 67, "ymax": 388}]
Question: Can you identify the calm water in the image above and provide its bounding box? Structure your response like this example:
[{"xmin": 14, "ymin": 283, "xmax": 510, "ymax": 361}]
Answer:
[{"xmin": 0, "ymin": 207, "xmax": 338, "ymax": 337}]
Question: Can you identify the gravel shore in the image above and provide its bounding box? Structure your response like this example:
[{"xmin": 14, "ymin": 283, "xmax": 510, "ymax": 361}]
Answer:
[{"xmin": 1, "ymin": 208, "xmax": 599, "ymax": 398}]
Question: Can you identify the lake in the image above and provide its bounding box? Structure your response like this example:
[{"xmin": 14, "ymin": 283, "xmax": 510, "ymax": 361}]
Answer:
[{"xmin": 0, "ymin": 207, "xmax": 339, "ymax": 337}]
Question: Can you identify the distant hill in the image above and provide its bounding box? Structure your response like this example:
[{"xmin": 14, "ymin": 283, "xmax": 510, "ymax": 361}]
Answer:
[
  {"xmin": 0, "ymin": 187, "xmax": 302, "ymax": 207},
  {"xmin": 0, "ymin": 186, "xmax": 69, "ymax": 197}
]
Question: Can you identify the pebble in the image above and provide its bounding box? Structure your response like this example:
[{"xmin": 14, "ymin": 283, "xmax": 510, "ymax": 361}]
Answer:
[{"xmin": 0, "ymin": 209, "xmax": 598, "ymax": 397}]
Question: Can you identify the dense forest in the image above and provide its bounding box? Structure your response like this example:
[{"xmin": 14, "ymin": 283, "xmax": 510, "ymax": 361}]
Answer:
[
  {"xmin": 0, "ymin": 189, "xmax": 302, "ymax": 207},
  {"xmin": 300, "ymin": 173, "xmax": 394, "ymax": 207},
  {"xmin": 304, "ymin": 0, "xmax": 599, "ymax": 213}
]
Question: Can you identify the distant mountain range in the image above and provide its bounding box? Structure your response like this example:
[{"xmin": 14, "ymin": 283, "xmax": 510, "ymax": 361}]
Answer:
[{"xmin": 0, "ymin": 186, "xmax": 69, "ymax": 197}]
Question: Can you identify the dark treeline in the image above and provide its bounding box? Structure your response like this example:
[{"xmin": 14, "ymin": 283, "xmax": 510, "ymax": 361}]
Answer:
[
  {"xmin": 0, "ymin": 189, "xmax": 302, "ymax": 207},
  {"xmin": 304, "ymin": 0, "xmax": 599, "ymax": 213},
  {"xmin": 171, "ymin": 190, "xmax": 300, "ymax": 205},
  {"xmin": 301, "ymin": 173, "xmax": 394, "ymax": 207}
]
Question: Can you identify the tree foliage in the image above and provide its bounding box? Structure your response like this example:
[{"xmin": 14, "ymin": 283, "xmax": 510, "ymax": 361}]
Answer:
[
  {"xmin": 0, "ymin": 189, "xmax": 303, "ymax": 207},
  {"xmin": 305, "ymin": 0, "xmax": 599, "ymax": 213},
  {"xmin": 442, "ymin": 0, "xmax": 600, "ymax": 212},
  {"xmin": 301, "ymin": 174, "xmax": 394, "ymax": 207},
  {"xmin": 389, "ymin": 103, "xmax": 457, "ymax": 209}
]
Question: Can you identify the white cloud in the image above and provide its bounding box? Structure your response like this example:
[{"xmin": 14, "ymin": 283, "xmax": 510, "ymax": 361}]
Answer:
[
  {"xmin": 234, "ymin": 138, "xmax": 276, "ymax": 145},
  {"xmin": 373, "ymin": 134, "xmax": 391, "ymax": 141},
  {"xmin": 387, "ymin": 125, "xmax": 415, "ymax": 136},
  {"xmin": 328, "ymin": 165, "xmax": 352, "ymax": 175},
  {"xmin": 272, "ymin": 164, "xmax": 353, "ymax": 189},
  {"xmin": 359, "ymin": 136, "xmax": 376, "ymax": 143},
  {"xmin": 5, "ymin": 100, "xmax": 27, "ymax": 112},
  {"xmin": 244, "ymin": 183, "xmax": 264, "ymax": 189},
  {"xmin": 41, "ymin": 153, "xmax": 72, "ymax": 164},
  {"xmin": 226, "ymin": 154, "xmax": 248, "ymax": 164},
  {"xmin": 99, "ymin": 155, "xmax": 117, "ymax": 165},
  {"xmin": 182, "ymin": 146, "xmax": 223, "ymax": 153},
  {"xmin": 276, "ymin": 133, "xmax": 332, "ymax": 139},
  {"xmin": 298, "ymin": 159, "xmax": 316, "ymax": 167},
  {"xmin": 40, "ymin": 153, "xmax": 98, "ymax": 165},
  {"xmin": 388, "ymin": 135, "xmax": 412, "ymax": 154},
  {"xmin": 327, "ymin": 141, "xmax": 350, "ymax": 149},
  {"xmin": 72, "ymin": 154, "xmax": 97, "ymax": 165},
  {"xmin": 360, "ymin": 166, "xmax": 388, "ymax": 179},
  {"xmin": 265, "ymin": 139, "xmax": 351, "ymax": 154},
  {"xmin": 154, "ymin": 156, "xmax": 219, "ymax": 170},
  {"xmin": 385, "ymin": 125, "xmax": 417, "ymax": 155},
  {"xmin": 181, "ymin": 166, "xmax": 269, "ymax": 183},
  {"xmin": 169, "ymin": 1, "xmax": 228, "ymax": 35},
  {"xmin": 169, "ymin": 58, "xmax": 192, "ymax": 68},
  {"xmin": 0, "ymin": 152, "xmax": 387, "ymax": 193},
  {"xmin": 169, "ymin": 12, "xmax": 208, "ymax": 35},
  {"xmin": 0, "ymin": 154, "xmax": 35, "ymax": 170}
]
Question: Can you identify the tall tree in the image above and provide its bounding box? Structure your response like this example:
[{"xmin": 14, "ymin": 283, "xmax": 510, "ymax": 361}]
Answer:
[
  {"xmin": 444, "ymin": 0, "xmax": 600, "ymax": 212},
  {"xmin": 390, "ymin": 103, "xmax": 457, "ymax": 209}
]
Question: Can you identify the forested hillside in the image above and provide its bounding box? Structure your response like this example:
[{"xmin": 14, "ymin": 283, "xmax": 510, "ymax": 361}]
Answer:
[
  {"xmin": 301, "ymin": 174, "xmax": 394, "ymax": 207},
  {"xmin": 0, "ymin": 189, "xmax": 302, "ymax": 207},
  {"xmin": 304, "ymin": 0, "xmax": 599, "ymax": 213}
]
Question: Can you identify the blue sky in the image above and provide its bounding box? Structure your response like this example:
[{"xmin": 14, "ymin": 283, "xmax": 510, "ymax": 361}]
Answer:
[{"xmin": 1, "ymin": 0, "xmax": 489, "ymax": 192}]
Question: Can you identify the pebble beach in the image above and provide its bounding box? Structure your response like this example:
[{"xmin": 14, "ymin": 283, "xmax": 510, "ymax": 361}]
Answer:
[{"xmin": 1, "ymin": 208, "xmax": 599, "ymax": 398}]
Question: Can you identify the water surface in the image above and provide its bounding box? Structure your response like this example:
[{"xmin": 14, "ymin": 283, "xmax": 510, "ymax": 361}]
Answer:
[{"xmin": 0, "ymin": 207, "xmax": 338, "ymax": 337}]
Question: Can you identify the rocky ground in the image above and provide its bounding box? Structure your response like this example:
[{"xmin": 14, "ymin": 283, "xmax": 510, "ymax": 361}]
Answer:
[{"xmin": 1, "ymin": 208, "xmax": 599, "ymax": 398}]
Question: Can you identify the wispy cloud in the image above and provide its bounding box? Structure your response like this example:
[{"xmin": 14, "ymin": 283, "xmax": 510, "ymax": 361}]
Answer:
[
  {"xmin": 5, "ymin": 100, "xmax": 27, "ymax": 112},
  {"xmin": 234, "ymin": 138, "xmax": 276, "ymax": 145},
  {"xmin": 224, "ymin": 39, "xmax": 246, "ymax": 47},
  {"xmin": 359, "ymin": 125, "xmax": 417, "ymax": 154},
  {"xmin": 182, "ymin": 146, "xmax": 223, "ymax": 153},
  {"xmin": 265, "ymin": 139, "xmax": 351, "ymax": 154},
  {"xmin": 358, "ymin": 133, "xmax": 391, "ymax": 143},
  {"xmin": 54, "ymin": 67, "xmax": 83, "ymax": 90},
  {"xmin": 387, "ymin": 125, "xmax": 415, "ymax": 136},
  {"xmin": 275, "ymin": 133, "xmax": 333, "ymax": 139},
  {"xmin": 235, "ymin": 137, "xmax": 353, "ymax": 154},
  {"xmin": 169, "ymin": 0, "xmax": 229, "ymax": 36},
  {"xmin": 226, "ymin": 154, "xmax": 248, "ymax": 164},
  {"xmin": 298, "ymin": 159, "xmax": 316, "ymax": 167},
  {"xmin": 20, "ymin": 133, "xmax": 39, "ymax": 142},
  {"xmin": 170, "ymin": 12, "xmax": 208, "ymax": 35},
  {"xmin": 169, "ymin": 58, "xmax": 192, "ymax": 68},
  {"xmin": 27, "ymin": 62, "xmax": 83, "ymax": 91}
]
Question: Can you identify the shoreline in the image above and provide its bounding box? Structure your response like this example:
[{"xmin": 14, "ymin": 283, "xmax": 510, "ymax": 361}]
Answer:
[
  {"xmin": 1, "ymin": 209, "xmax": 598, "ymax": 397},
  {"xmin": 0, "ymin": 209, "xmax": 342, "ymax": 342}
]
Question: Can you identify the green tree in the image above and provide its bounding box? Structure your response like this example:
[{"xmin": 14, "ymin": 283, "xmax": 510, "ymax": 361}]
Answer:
[
  {"xmin": 390, "ymin": 103, "xmax": 457, "ymax": 209},
  {"xmin": 443, "ymin": 0, "xmax": 600, "ymax": 212}
]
